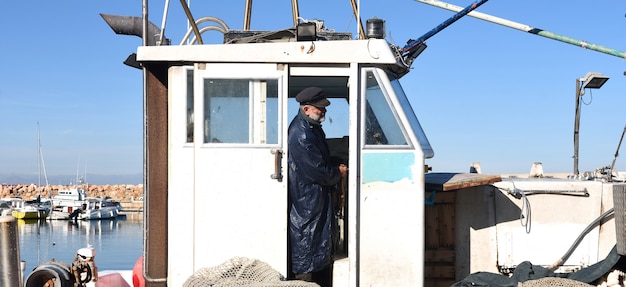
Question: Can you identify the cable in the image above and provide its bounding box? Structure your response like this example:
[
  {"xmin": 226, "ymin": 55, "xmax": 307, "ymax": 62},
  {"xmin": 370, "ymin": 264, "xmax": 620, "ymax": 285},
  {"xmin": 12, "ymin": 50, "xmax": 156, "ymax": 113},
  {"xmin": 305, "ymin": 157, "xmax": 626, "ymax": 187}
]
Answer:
[
  {"xmin": 581, "ymin": 88, "xmax": 594, "ymax": 106},
  {"xmin": 516, "ymin": 184, "xmax": 532, "ymax": 234},
  {"xmin": 501, "ymin": 182, "xmax": 532, "ymax": 233}
]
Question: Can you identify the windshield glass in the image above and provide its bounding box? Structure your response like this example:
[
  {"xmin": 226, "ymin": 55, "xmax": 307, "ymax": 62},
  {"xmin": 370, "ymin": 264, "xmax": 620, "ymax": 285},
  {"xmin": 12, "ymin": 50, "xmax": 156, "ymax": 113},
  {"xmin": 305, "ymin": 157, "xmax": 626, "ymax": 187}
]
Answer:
[
  {"xmin": 389, "ymin": 75, "xmax": 434, "ymax": 158},
  {"xmin": 364, "ymin": 71, "xmax": 409, "ymax": 146}
]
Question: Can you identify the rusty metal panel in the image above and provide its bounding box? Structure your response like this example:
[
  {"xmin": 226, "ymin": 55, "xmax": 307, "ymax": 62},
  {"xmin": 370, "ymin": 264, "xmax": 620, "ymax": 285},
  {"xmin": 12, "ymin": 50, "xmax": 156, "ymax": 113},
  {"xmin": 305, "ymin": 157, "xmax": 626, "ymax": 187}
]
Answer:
[{"xmin": 144, "ymin": 68, "xmax": 169, "ymax": 287}]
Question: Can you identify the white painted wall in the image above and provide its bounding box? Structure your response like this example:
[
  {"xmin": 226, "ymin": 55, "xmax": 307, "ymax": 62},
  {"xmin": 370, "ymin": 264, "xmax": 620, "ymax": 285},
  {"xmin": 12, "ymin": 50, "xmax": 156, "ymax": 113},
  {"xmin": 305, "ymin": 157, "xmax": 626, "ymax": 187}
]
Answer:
[{"xmin": 455, "ymin": 178, "xmax": 619, "ymax": 279}]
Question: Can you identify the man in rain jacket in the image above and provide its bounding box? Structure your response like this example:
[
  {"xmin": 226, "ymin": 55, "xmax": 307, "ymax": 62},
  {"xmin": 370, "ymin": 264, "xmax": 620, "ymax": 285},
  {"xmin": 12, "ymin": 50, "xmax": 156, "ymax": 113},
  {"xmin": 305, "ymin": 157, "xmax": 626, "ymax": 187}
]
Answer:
[{"xmin": 288, "ymin": 87, "xmax": 347, "ymax": 287}]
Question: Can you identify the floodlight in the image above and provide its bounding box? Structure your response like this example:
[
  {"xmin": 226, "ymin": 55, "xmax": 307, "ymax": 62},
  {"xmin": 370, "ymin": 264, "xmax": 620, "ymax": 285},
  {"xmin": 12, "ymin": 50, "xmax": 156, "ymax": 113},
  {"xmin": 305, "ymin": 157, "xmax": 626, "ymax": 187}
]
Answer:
[
  {"xmin": 581, "ymin": 72, "xmax": 609, "ymax": 89},
  {"xmin": 573, "ymin": 72, "xmax": 610, "ymax": 175},
  {"xmin": 296, "ymin": 22, "xmax": 317, "ymax": 41}
]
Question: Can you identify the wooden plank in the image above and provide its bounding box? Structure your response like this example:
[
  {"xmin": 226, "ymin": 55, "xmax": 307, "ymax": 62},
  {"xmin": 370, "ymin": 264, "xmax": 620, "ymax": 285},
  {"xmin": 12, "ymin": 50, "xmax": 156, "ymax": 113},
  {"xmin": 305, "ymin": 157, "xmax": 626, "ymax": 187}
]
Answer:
[
  {"xmin": 424, "ymin": 265, "xmax": 455, "ymax": 278},
  {"xmin": 439, "ymin": 203, "xmax": 455, "ymax": 247},
  {"xmin": 424, "ymin": 279, "xmax": 457, "ymax": 287},
  {"xmin": 425, "ymin": 172, "xmax": 501, "ymax": 192},
  {"xmin": 426, "ymin": 191, "xmax": 456, "ymax": 204},
  {"xmin": 425, "ymin": 249, "xmax": 455, "ymax": 263},
  {"xmin": 438, "ymin": 280, "xmax": 457, "ymax": 287},
  {"xmin": 425, "ymin": 205, "xmax": 440, "ymax": 248}
]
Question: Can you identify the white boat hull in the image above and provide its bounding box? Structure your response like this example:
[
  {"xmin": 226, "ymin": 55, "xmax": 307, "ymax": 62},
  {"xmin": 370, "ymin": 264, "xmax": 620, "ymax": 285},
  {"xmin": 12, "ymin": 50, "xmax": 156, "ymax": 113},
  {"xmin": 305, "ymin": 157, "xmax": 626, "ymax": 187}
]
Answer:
[{"xmin": 78, "ymin": 207, "xmax": 119, "ymax": 220}]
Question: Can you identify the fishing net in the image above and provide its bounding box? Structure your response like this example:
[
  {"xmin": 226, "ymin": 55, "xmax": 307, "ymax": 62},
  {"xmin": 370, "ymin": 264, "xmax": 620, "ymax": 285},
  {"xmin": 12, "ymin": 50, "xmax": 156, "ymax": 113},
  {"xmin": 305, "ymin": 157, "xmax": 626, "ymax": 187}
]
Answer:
[
  {"xmin": 517, "ymin": 277, "xmax": 593, "ymax": 287},
  {"xmin": 182, "ymin": 257, "xmax": 320, "ymax": 287}
]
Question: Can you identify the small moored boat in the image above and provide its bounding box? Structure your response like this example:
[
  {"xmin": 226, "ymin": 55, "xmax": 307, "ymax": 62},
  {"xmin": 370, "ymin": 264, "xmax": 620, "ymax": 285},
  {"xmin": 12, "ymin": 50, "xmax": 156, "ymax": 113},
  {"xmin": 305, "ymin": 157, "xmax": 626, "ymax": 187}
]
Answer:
[
  {"xmin": 77, "ymin": 198, "xmax": 121, "ymax": 220},
  {"xmin": 4, "ymin": 198, "xmax": 49, "ymax": 220}
]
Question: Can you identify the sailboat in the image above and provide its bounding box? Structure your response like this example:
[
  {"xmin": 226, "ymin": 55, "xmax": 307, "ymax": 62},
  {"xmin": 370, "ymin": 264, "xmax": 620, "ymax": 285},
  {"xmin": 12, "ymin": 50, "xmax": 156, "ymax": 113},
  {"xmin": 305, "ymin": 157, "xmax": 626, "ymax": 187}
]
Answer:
[{"xmin": 13, "ymin": 122, "xmax": 53, "ymax": 220}]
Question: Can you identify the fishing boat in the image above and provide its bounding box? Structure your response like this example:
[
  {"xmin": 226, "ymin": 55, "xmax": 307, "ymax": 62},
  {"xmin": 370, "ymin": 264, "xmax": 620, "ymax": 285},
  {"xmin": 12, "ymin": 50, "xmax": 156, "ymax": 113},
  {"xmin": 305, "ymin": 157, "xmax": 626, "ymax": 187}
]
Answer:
[
  {"xmin": 76, "ymin": 197, "xmax": 121, "ymax": 220},
  {"xmin": 48, "ymin": 204, "xmax": 82, "ymax": 220},
  {"xmin": 48, "ymin": 181, "xmax": 89, "ymax": 220},
  {"xmin": 52, "ymin": 185, "xmax": 88, "ymax": 207},
  {"xmin": 15, "ymin": 0, "xmax": 626, "ymax": 286},
  {"xmin": 104, "ymin": 0, "xmax": 626, "ymax": 286}
]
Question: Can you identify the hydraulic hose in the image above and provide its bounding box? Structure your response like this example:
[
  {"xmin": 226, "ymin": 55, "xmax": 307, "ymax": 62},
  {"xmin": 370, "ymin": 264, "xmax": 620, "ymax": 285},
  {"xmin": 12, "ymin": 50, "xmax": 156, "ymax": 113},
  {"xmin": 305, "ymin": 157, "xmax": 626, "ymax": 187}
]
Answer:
[{"xmin": 547, "ymin": 208, "xmax": 615, "ymax": 271}]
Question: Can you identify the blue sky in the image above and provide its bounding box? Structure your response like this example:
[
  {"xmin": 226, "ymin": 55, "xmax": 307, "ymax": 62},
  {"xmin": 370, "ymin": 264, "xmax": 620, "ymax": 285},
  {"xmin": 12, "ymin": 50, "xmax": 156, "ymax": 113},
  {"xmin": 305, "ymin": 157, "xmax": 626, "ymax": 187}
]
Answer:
[{"xmin": 1, "ymin": 0, "xmax": 625, "ymax": 184}]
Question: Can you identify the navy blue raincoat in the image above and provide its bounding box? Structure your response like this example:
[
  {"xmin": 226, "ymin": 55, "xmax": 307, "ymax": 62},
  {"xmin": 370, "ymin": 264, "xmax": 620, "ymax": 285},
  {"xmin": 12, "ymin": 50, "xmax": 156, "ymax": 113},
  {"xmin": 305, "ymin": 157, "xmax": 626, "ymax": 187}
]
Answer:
[{"xmin": 288, "ymin": 110, "xmax": 342, "ymax": 274}]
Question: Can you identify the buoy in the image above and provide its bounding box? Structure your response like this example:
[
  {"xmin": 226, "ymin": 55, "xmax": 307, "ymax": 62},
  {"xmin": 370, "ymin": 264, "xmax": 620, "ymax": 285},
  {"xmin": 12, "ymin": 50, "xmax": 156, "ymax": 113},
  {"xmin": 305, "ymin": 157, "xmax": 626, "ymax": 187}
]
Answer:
[{"xmin": 132, "ymin": 256, "xmax": 145, "ymax": 287}]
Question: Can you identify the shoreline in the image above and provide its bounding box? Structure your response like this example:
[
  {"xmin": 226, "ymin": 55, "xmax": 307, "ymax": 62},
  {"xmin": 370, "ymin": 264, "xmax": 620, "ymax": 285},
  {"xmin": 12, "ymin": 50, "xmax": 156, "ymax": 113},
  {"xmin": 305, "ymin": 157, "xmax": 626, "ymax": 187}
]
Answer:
[{"xmin": 0, "ymin": 183, "xmax": 144, "ymax": 202}]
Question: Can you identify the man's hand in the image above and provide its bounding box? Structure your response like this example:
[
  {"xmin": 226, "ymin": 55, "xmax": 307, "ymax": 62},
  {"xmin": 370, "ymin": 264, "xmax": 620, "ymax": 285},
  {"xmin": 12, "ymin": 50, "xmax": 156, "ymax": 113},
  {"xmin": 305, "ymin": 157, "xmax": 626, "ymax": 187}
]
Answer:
[{"xmin": 339, "ymin": 164, "xmax": 348, "ymax": 177}]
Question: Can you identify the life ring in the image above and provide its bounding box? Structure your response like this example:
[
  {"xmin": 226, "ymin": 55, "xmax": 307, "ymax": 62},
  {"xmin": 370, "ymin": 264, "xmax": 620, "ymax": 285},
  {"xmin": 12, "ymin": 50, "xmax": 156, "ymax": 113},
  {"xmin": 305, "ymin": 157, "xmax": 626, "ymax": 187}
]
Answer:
[{"xmin": 132, "ymin": 256, "xmax": 145, "ymax": 287}]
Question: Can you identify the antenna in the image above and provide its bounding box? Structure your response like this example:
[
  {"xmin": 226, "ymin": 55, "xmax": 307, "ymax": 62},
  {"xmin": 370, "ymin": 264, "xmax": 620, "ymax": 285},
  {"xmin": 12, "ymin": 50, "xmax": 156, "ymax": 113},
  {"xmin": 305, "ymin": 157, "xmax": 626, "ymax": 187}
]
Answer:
[{"xmin": 349, "ymin": 0, "xmax": 365, "ymax": 39}]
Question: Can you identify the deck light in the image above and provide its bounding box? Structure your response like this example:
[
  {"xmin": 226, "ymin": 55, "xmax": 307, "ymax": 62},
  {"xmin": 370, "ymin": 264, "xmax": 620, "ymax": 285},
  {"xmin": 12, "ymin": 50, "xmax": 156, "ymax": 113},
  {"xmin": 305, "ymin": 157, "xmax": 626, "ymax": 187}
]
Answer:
[
  {"xmin": 366, "ymin": 17, "xmax": 386, "ymax": 39},
  {"xmin": 296, "ymin": 22, "xmax": 317, "ymax": 41},
  {"xmin": 573, "ymin": 72, "xmax": 610, "ymax": 175}
]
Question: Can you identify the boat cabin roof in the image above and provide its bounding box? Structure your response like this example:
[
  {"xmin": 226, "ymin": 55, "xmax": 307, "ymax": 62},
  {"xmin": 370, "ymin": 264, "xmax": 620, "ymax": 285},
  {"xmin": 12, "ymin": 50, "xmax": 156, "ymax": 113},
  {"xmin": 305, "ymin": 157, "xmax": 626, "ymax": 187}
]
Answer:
[
  {"xmin": 137, "ymin": 38, "xmax": 405, "ymax": 100},
  {"xmin": 137, "ymin": 39, "xmax": 397, "ymax": 65}
]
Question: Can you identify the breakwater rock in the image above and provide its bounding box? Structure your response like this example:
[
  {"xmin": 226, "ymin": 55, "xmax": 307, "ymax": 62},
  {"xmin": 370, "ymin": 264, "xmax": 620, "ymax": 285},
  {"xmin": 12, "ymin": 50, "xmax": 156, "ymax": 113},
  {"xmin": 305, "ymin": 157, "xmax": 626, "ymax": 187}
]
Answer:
[{"xmin": 0, "ymin": 184, "xmax": 144, "ymax": 202}]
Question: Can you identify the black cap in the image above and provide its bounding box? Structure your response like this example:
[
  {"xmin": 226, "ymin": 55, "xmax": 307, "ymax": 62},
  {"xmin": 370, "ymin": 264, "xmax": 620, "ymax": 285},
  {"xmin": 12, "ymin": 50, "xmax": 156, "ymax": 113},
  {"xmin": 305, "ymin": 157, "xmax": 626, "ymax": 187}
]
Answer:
[{"xmin": 296, "ymin": 87, "xmax": 330, "ymax": 107}]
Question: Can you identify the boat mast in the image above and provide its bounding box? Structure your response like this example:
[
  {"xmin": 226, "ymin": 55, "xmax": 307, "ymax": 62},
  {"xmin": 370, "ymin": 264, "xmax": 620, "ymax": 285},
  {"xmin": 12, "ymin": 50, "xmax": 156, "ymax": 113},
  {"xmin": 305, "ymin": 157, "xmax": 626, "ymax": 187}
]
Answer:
[
  {"xmin": 349, "ymin": 0, "xmax": 365, "ymax": 39},
  {"xmin": 291, "ymin": 0, "xmax": 299, "ymax": 27},
  {"xmin": 37, "ymin": 122, "xmax": 50, "ymax": 197},
  {"xmin": 243, "ymin": 0, "xmax": 252, "ymax": 30},
  {"xmin": 38, "ymin": 122, "xmax": 41, "ymax": 188}
]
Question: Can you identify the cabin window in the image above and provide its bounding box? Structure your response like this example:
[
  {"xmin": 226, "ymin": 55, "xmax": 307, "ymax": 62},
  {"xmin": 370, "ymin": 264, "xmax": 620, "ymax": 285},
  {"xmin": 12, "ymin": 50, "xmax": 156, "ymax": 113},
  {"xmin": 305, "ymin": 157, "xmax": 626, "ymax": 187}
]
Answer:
[
  {"xmin": 186, "ymin": 69, "xmax": 194, "ymax": 143},
  {"xmin": 203, "ymin": 79, "xmax": 279, "ymax": 144},
  {"xmin": 363, "ymin": 70, "xmax": 409, "ymax": 146}
]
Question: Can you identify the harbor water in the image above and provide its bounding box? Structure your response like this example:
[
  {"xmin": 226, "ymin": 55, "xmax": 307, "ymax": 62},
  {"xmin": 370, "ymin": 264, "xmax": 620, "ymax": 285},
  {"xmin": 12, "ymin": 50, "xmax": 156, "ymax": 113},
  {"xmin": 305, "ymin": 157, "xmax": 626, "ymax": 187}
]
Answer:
[{"xmin": 17, "ymin": 212, "xmax": 143, "ymax": 279}]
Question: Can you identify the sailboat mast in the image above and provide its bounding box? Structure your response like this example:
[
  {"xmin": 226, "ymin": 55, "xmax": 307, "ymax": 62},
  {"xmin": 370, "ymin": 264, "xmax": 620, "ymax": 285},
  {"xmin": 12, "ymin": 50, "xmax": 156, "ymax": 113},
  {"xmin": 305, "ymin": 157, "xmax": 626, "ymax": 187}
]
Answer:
[
  {"xmin": 37, "ymin": 122, "xmax": 41, "ymax": 188},
  {"xmin": 37, "ymin": 122, "xmax": 50, "ymax": 197}
]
